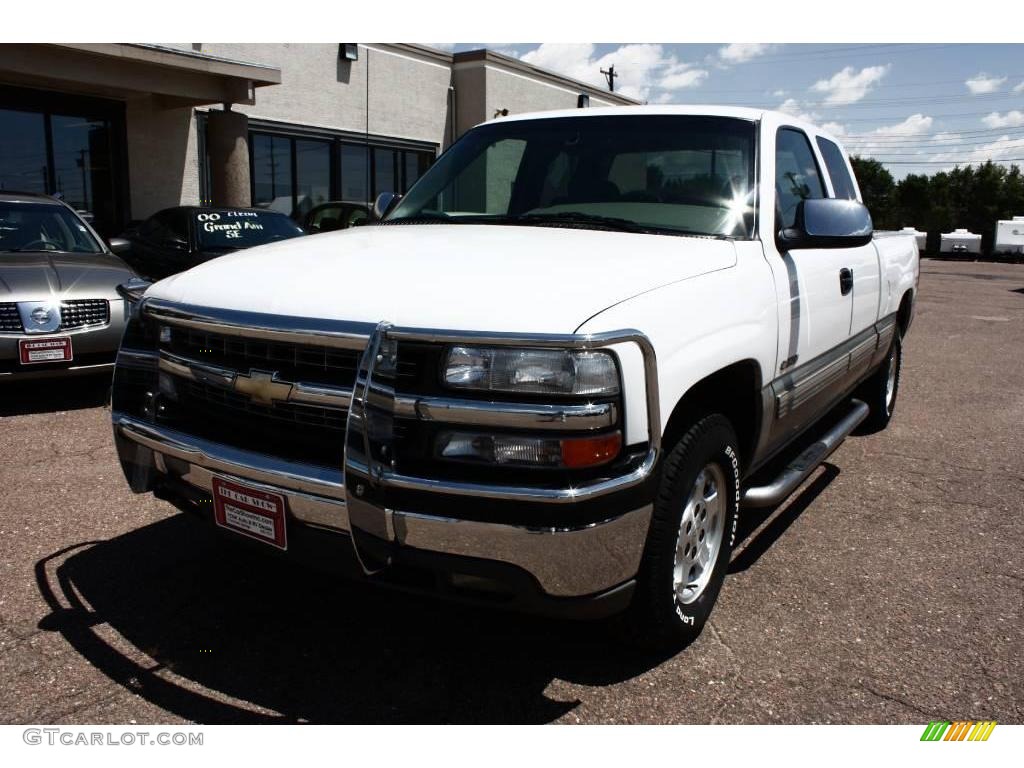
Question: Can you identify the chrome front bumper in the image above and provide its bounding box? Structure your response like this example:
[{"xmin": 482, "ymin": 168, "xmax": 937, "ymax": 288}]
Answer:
[{"xmin": 113, "ymin": 413, "xmax": 653, "ymax": 598}]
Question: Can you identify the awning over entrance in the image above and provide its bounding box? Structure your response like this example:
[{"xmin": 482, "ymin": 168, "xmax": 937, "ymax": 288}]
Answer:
[{"xmin": 0, "ymin": 44, "xmax": 281, "ymax": 108}]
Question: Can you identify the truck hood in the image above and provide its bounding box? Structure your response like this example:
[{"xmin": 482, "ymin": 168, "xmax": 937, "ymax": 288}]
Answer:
[
  {"xmin": 0, "ymin": 252, "xmax": 134, "ymax": 302},
  {"xmin": 147, "ymin": 225, "xmax": 737, "ymax": 333}
]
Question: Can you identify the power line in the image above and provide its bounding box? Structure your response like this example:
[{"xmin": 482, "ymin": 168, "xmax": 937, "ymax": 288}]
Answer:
[
  {"xmin": 873, "ymin": 158, "xmax": 1024, "ymax": 165},
  {"xmin": 724, "ymin": 43, "xmax": 962, "ymax": 66},
  {"xmin": 702, "ymin": 75, "xmax": 1024, "ymax": 95}
]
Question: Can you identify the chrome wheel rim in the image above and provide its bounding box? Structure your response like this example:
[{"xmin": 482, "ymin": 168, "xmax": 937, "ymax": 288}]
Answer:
[
  {"xmin": 673, "ymin": 463, "xmax": 727, "ymax": 605},
  {"xmin": 885, "ymin": 347, "xmax": 898, "ymax": 414}
]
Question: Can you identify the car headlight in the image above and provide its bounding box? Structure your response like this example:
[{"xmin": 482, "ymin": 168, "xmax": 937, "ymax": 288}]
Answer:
[{"xmin": 443, "ymin": 346, "xmax": 620, "ymax": 396}]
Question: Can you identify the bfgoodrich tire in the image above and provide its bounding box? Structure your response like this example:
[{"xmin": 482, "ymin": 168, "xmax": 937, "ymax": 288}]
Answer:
[
  {"xmin": 856, "ymin": 331, "xmax": 902, "ymax": 434},
  {"xmin": 626, "ymin": 414, "xmax": 741, "ymax": 650}
]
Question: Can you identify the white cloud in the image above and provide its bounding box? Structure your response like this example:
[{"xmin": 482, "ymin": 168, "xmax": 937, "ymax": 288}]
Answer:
[
  {"xmin": 844, "ymin": 115, "xmax": 932, "ymax": 156},
  {"xmin": 982, "ymin": 110, "xmax": 1024, "ymax": 129},
  {"xmin": 519, "ymin": 43, "xmax": 707, "ymax": 102},
  {"xmin": 777, "ymin": 98, "xmax": 818, "ymax": 121},
  {"xmin": 426, "ymin": 43, "xmax": 457, "ymax": 52},
  {"xmin": 810, "ymin": 64, "xmax": 890, "ymax": 106},
  {"xmin": 928, "ymin": 134, "xmax": 1024, "ymax": 168},
  {"xmin": 718, "ymin": 43, "xmax": 773, "ymax": 64},
  {"xmin": 965, "ymin": 73, "xmax": 1007, "ymax": 94},
  {"xmin": 1014, "ymin": 81, "xmax": 1024, "ymax": 94},
  {"xmin": 772, "ymin": 89, "xmax": 787, "ymax": 98}
]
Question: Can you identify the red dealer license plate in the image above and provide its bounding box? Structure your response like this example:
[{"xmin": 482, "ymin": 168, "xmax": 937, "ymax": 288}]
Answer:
[
  {"xmin": 211, "ymin": 477, "xmax": 288, "ymax": 550},
  {"xmin": 19, "ymin": 336, "xmax": 72, "ymax": 365}
]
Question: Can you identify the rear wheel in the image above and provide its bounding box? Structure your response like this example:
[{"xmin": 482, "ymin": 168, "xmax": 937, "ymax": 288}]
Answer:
[
  {"xmin": 857, "ymin": 331, "xmax": 902, "ymax": 434},
  {"xmin": 626, "ymin": 414, "xmax": 740, "ymax": 649}
]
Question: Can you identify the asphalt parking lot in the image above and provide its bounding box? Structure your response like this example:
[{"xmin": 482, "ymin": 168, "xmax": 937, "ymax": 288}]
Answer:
[{"xmin": 1, "ymin": 258, "xmax": 1021, "ymax": 725}]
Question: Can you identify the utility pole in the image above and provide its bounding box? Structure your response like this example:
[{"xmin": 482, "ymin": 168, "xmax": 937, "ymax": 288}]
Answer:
[{"xmin": 600, "ymin": 65, "xmax": 618, "ymax": 92}]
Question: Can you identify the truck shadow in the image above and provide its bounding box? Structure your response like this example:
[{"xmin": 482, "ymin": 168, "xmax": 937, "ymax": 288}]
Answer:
[
  {"xmin": 0, "ymin": 375, "xmax": 111, "ymax": 417},
  {"xmin": 33, "ymin": 464, "xmax": 839, "ymax": 724},
  {"xmin": 729, "ymin": 463, "xmax": 840, "ymax": 574},
  {"xmin": 34, "ymin": 517, "xmax": 673, "ymax": 724}
]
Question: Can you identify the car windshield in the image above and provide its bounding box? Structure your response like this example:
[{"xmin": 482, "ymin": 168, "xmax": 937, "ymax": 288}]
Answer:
[
  {"xmin": 389, "ymin": 114, "xmax": 757, "ymax": 238},
  {"xmin": 0, "ymin": 202, "xmax": 103, "ymax": 254},
  {"xmin": 194, "ymin": 210, "xmax": 305, "ymax": 250}
]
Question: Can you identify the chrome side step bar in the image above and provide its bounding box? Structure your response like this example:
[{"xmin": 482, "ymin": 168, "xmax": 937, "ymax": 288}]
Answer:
[{"xmin": 742, "ymin": 399, "xmax": 869, "ymax": 508}]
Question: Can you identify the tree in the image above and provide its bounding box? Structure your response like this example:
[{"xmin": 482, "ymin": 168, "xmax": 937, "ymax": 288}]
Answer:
[{"xmin": 850, "ymin": 156, "xmax": 897, "ymax": 230}]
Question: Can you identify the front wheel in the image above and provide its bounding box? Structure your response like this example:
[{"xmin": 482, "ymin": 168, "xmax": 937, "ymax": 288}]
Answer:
[
  {"xmin": 626, "ymin": 414, "xmax": 741, "ymax": 649},
  {"xmin": 856, "ymin": 331, "xmax": 902, "ymax": 434}
]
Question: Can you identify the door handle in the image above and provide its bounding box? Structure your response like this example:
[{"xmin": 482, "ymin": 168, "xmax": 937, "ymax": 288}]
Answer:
[{"xmin": 839, "ymin": 268, "xmax": 853, "ymax": 296}]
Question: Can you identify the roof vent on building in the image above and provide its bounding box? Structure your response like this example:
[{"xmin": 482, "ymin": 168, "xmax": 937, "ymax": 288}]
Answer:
[
  {"xmin": 577, "ymin": 94, "xmax": 590, "ymax": 108},
  {"xmin": 340, "ymin": 44, "xmax": 359, "ymax": 61}
]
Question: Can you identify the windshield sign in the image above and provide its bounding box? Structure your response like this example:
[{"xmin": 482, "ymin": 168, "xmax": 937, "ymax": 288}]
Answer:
[
  {"xmin": 389, "ymin": 115, "xmax": 757, "ymax": 238},
  {"xmin": 194, "ymin": 210, "xmax": 304, "ymax": 249}
]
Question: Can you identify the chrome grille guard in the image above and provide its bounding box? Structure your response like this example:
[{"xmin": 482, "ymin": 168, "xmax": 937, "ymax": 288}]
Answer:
[
  {"xmin": 343, "ymin": 322, "xmax": 661, "ymax": 575},
  {"xmin": 128, "ymin": 301, "xmax": 663, "ymax": 577}
]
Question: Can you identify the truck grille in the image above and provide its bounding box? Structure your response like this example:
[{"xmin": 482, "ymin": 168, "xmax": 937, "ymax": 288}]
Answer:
[
  {"xmin": 60, "ymin": 299, "xmax": 110, "ymax": 329},
  {"xmin": 0, "ymin": 303, "xmax": 21, "ymax": 332},
  {"xmin": 164, "ymin": 326, "xmax": 361, "ymax": 390},
  {"xmin": 146, "ymin": 322, "xmax": 364, "ymax": 469}
]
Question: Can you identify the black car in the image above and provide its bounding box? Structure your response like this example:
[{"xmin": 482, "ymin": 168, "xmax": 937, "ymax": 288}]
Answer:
[
  {"xmin": 110, "ymin": 206, "xmax": 305, "ymax": 281},
  {"xmin": 301, "ymin": 201, "xmax": 371, "ymax": 234}
]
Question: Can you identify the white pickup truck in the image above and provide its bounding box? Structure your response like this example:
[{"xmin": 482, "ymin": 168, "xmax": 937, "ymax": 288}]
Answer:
[{"xmin": 112, "ymin": 106, "xmax": 918, "ymax": 647}]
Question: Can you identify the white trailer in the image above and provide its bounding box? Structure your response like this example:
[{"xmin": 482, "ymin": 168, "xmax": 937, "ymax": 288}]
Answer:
[
  {"xmin": 899, "ymin": 226, "xmax": 927, "ymax": 252},
  {"xmin": 994, "ymin": 216, "xmax": 1024, "ymax": 254},
  {"xmin": 940, "ymin": 228, "xmax": 982, "ymax": 255}
]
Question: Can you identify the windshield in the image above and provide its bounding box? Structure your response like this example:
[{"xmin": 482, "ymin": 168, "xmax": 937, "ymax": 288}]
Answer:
[
  {"xmin": 0, "ymin": 202, "xmax": 103, "ymax": 254},
  {"xmin": 389, "ymin": 115, "xmax": 757, "ymax": 238},
  {"xmin": 194, "ymin": 210, "xmax": 305, "ymax": 250}
]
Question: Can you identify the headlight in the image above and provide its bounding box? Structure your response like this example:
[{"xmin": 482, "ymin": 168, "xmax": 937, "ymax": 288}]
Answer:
[
  {"xmin": 438, "ymin": 431, "xmax": 622, "ymax": 469},
  {"xmin": 444, "ymin": 346, "xmax": 619, "ymax": 396}
]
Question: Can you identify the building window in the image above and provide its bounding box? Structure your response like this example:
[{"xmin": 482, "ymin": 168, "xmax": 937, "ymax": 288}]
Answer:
[
  {"xmin": 373, "ymin": 147, "xmax": 397, "ymax": 199},
  {"xmin": 295, "ymin": 138, "xmax": 331, "ymax": 218},
  {"xmin": 340, "ymin": 144, "xmax": 370, "ymax": 205},
  {"xmin": 0, "ymin": 86, "xmax": 126, "ymax": 236},
  {"xmin": 251, "ymin": 133, "xmax": 293, "ymax": 214}
]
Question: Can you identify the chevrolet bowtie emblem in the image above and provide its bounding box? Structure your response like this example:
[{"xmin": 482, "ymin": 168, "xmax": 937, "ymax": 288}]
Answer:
[{"xmin": 232, "ymin": 370, "xmax": 293, "ymax": 406}]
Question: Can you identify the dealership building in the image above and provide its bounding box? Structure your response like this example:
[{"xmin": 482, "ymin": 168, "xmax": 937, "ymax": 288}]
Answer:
[{"xmin": 0, "ymin": 43, "xmax": 638, "ymax": 236}]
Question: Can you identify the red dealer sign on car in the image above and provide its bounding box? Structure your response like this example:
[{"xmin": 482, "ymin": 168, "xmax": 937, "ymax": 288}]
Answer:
[
  {"xmin": 19, "ymin": 337, "xmax": 72, "ymax": 364},
  {"xmin": 211, "ymin": 477, "xmax": 288, "ymax": 550}
]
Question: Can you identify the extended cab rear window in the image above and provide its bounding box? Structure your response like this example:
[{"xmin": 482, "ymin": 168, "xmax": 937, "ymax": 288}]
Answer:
[
  {"xmin": 194, "ymin": 210, "xmax": 304, "ymax": 250},
  {"xmin": 816, "ymin": 137, "xmax": 858, "ymax": 200}
]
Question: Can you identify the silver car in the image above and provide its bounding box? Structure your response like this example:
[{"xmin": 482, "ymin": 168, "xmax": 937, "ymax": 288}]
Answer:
[{"xmin": 0, "ymin": 192, "xmax": 135, "ymax": 382}]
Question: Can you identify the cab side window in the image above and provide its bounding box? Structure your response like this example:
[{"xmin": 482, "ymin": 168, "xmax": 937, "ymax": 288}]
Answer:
[
  {"xmin": 775, "ymin": 128, "xmax": 825, "ymax": 229},
  {"xmin": 816, "ymin": 136, "xmax": 858, "ymax": 200}
]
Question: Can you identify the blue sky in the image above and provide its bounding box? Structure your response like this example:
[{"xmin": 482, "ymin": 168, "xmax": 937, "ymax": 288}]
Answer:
[{"xmin": 433, "ymin": 43, "xmax": 1024, "ymax": 179}]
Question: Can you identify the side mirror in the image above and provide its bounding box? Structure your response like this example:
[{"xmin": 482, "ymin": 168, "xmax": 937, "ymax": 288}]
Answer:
[
  {"xmin": 373, "ymin": 192, "xmax": 402, "ymax": 221},
  {"xmin": 778, "ymin": 198, "xmax": 873, "ymax": 250},
  {"xmin": 108, "ymin": 237, "xmax": 131, "ymax": 255}
]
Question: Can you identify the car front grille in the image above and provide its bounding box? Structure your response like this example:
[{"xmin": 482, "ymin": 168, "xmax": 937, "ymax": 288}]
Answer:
[
  {"xmin": 60, "ymin": 299, "xmax": 110, "ymax": 330},
  {"xmin": 0, "ymin": 303, "xmax": 21, "ymax": 332}
]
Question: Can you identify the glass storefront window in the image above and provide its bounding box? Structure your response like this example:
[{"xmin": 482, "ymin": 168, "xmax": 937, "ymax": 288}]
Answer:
[
  {"xmin": 340, "ymin": 144, "xmax": 369, "ymax": 205},
  {"xmin": 373, "ymin": 148, "xmax": 397, "ymax": 198},
  {"xmin": 294, "ymin": 139, "xmax": 331, "ymax": 219},
  {"xmin": 51, "ymin": 115, "xmax": 113, "ymax": 226},
  {"xmin": 251, "ymin": 133, "xmax": 293, "ymax": 214},
  {"xmin": 0, "ymin": 109, "xmax": 48, "ymax": 195}
]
